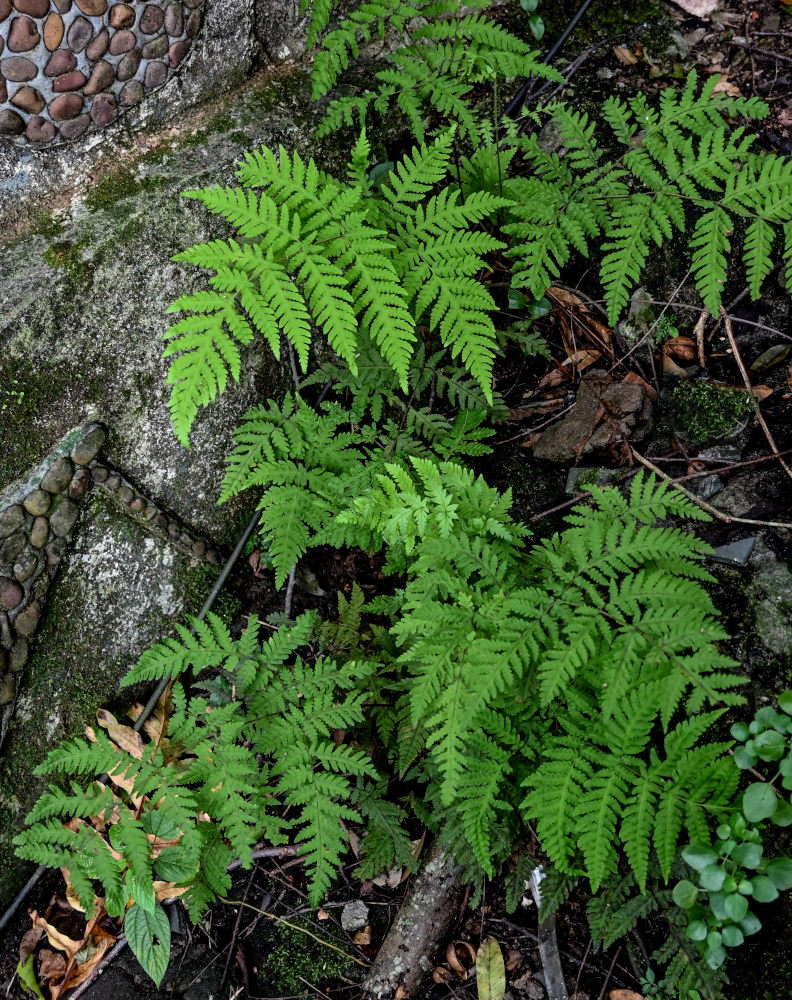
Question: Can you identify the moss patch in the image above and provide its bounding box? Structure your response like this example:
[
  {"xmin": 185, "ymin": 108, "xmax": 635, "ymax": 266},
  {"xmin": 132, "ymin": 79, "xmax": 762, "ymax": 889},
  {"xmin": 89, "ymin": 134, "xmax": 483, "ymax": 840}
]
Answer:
[
  {"xmin": 667, "ymin": 380, "xmax": 755, "ymax": 446},
  {"xmin": 84, "ymin": 167, "xmax": 167, "ymax": 214},
  {"xmin": 260, "ymin": 917, "xmax": 355, "ymax": 993}
]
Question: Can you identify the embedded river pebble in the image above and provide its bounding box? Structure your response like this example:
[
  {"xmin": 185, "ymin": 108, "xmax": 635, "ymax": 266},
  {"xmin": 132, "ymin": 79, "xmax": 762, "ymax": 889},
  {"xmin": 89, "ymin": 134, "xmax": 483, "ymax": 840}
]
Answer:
[
  {"xmin": 0, "ymin": 0, "xmax": 201, "ymax": 144},
  {"xmin": 0, "ymin": 422, "xmax": 220, "ymax": 733}
]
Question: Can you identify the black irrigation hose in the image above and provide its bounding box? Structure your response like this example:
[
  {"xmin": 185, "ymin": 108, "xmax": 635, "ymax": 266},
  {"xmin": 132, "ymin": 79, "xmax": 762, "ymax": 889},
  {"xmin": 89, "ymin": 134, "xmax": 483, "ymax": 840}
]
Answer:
[
  {"xmin": 502, "ymin": 0, "xmax": 598, "ymax": 122},
  {"xmin": 0, "ymin": 506, "xmax": 262, "ymax": 939}
]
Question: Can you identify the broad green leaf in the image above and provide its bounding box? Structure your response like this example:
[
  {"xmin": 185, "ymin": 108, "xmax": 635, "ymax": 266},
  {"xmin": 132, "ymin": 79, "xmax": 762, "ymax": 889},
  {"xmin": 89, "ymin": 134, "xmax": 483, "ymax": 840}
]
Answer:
[
  {"xmin": 699, "ymin": 865, "xmax": 725, "ymax": 891},
  {"xmin": 723, "ymin": 893, "xmax": 748, "ymax": 922},
  {"xmin": 778, "ymin": 691, "xmax": 792, "ymax": 715},
  {"xmin": 17, "ymin": 956, "xmax": 45, "ymax": 1000},
  {"xmin": 682, "ymin": 843, "xmax": 718, "ymax": 871},
  {"xmin": 125, "ymin": 902, "xmax": 171, "ymax": 987},
  {"xmin": 731, "ymin": 842, "xmax": 762, "ymax": 869},
  {"xmin": 766, "ymin": 856, "xmax": 792, "ymax": 890},
  {"xmin": 477, "ymin": 936, "xmax": 506, "ymax": 1000},
  {"xmin": 672, "ymin": 879, "xmax": 698, "ymax": 908},
  {"xmin": 742, "ymin": 783, "xmax": 778, "ymax": 822},
  {"xmin": 722, "ymin": 924, "xmax": 744, "ymax": 948},
  {"xmin": 154, "ymin": 846, "xmax": 199, "ymax": 884},
  {"xmin": 750, "ymin": 875, "xmax": 780, "ymax": 903}
]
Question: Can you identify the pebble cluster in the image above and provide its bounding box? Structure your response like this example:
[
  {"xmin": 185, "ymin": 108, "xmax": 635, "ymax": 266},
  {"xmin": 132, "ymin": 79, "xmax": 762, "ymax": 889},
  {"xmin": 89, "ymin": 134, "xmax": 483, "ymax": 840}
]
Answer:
[
  {"xmin": 0, "ymin": 423, "xmax": 218, "ymax": 733},
  {"xmin": 0, "ymin": 0, "xmax": 201, "ymax": 145}
]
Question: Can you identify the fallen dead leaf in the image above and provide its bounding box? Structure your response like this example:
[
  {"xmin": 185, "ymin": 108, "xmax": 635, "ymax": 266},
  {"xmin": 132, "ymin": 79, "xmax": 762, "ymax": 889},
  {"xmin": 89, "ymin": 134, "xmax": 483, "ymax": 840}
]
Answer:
[
  {"xmin": 537, "ymin": 350, "xmax": 602, "ymax": 389},
  {"xmin": 19, "ymin": 925, "xmax": 44, "ymax": 963},
  {"xmin": 353, "ymin": 926, "xmax": 372, "ymax": 946},
  {"xmin": 432, "ymin": 967, "xmax": 454, "ymax": 984},
  {"xmin": 712, "ymin": 78, "xmax": 742, "ymax": 97},
  {"xmin": 547, "ymin": 287, "xmax": 613, "ymax": 357},
  {"xmin": 778, "ymin": 108, "xmax": 792, "ymax": 127},
  {"xmin": 37, "ymin": 950, "xmax": 66, "ymax": 985},
  {"xmin": 751, "ymin": 385, "xmax": 773, "ymax": 401},
  {"xmin": 613, "ymin": 45, "xmax": 638, "ymax": 64},
  {"xmin": 505, "ymin": 949, "xmax": 522, "ymax": 971},
  {"xmin": 608, "ymin": 991, "xmax": 645, "ymax": 1000},
  {"xmin": 317, "ymin": 909, "xmax": 330, "ymax": 920},
  {"xmin": 31, "ymin": 911, "xmax": 85, "ymax": 960},
  {"xmin": 624, "ymin": 370, "xmax": 658, "ymax": 401},
  {"xmin": 94, "ymin": 709, "xmax": 145, "ymax": 759},
  {"xmin": 446, "ymin": 941, "xmax": 477, "ymax": 978},
  {"xmin": 668, "ymin": 0, "xmax": 718, "ymax": 14},
  {"xmin": 662, "ymin": 336, "xmax": 697, "ymax": 367}
]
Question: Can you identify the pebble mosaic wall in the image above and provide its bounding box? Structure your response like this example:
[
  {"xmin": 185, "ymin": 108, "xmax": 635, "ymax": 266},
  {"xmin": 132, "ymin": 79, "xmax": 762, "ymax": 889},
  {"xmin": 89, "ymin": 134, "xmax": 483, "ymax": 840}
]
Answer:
[
  {"xmin": 0, "ymin": 422, "xmax": 219, "ymax": 748},
  {"xmin": 0, "ymin": 0, "xmax": 202, "ymax": 144}
]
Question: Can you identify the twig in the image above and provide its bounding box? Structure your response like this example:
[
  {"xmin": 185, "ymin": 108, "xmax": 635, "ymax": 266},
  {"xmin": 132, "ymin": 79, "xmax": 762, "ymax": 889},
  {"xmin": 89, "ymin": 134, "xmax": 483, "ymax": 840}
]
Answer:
[
  {"xmin": 221, "ymin": 862, "xmax": 259, "ymax": 986},
  {"xmin": 693, "ymin": 308, "xmax": 707, "ymax": 368},
  {"xmin": 227, "ymin": 844, "xmax": 301, "ymax": 872},
  {"xmin": 631, "ymin": 449, "xmax": 792, "ymax": 530},
  {"xmin": 732, "ymin": 40, "xmax": 792, "ymax": 64},
  {"xmin": 720, "ymin": 307, "xmax": 792, "ymax": 482},
  {"xmin": 597, "ymin": 946, "xmax": 622, "ymax": 1000},
  {"xmin": 573, "ymin": 938, "xmax": 593, "ymax": 997}
]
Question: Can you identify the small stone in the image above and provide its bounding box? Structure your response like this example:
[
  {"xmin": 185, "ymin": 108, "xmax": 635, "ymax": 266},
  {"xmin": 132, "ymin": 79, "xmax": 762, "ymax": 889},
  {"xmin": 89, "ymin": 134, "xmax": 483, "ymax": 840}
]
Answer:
[
  {"xmin": 45, "ymin": 48, "xmax": 77, "ymax": 76},
  {"xmin": 139, "ymin": 3, "xmax": 164, "ymax": 33},
  {"xmin": 0, "ymin": 532, "xmax": 26, "ymax": 566},
  {"xmin": 340, "ymin": 900, "xmax": 368, "ymax": 932},
  {"xmin": 164, "ymin": 1, "xmax": 181, "ymax": 34},
  {"xmin": 26, "ymin": 115, "xmax": 55, "ymax": 142},
  {"xmin": 89, "ymin": 90, "xmax": 117, "ymax": 124},
  {"xmin": 14, "ymin": 549, "xmax": 38, "ymax": 583},
  {"xmin": 106, "ymin": 474, "xmax": 120, "ymax": 490},
  {"xmin": 85, "ymin": 26, "xmax": 109, "ymax": 59},
  {"xmin": 688, "ymin": 473, "xmax": 724, "ymax": 503},
  {"xmin": 0, "ymin": 56, "xmax": 36, "ymax": 81},
  {"xmin": 49, "ymin": 498, "xmax": 79, "ymax": 537},
  {"xmin": 59, "ymin": 114, "xmax": 89, "ymax": 139},
  {"xmin": 167, "ymin": 522, "xmax": 179, "ymax": 538},
  {"xmin": 191, "ymin": 539, "xmax": 206, "ymax": 557},
  {"xmin": 75, "ymin": 0, "xmax": 107, "ymax": 13},
  {"xmin": 23, "ymin": 490, "xmax": 50, "ymax": 516},
  {"xmin": 109, "ymin": 27, "xmax": 135, "ymax": 54},
  {"xmin": 50, "ymin": 92, "xmax": 84, "ymax": 120},
  {"xmin": 7, "ymin": 16, "xmax": 40, "ymax": 52},
  {"xmin": 41, "ymin": 457, "xmax": 74, "ymax": 493},
  {"xmin": 0, "ymin": 672, "xmax": 15, "ymax": 706},
  {"xmin": 185, "ymin": 9, "xmax": 201, "ymax": 36},
  {"xmin": 0, "ymin": 578, "xmax": 23, "ymax": 610},
  {"xmin": 179, "ymin": 531, "xmax": 192, "ymax": 547},
  {"xmin": 13, "ymin": 0, "xmax": 48, "ymax": 14},
  {"xmin": 11, "ymin": 84, "xmax": 44, "ymax": 113},
  {"xmin": 143, "ymin": 58, "xmax": 167, "ymax": 87},
  {"xmin": 53, "ymin": 0, "xmax": 72, "ymax": 10},
  {"xmin": 117, "ymin": 485, "xmax": 134, "ymax": 504},
  {"xmin": 0, "ymin": 0, "xmax": 10, "ymax": 20},
  {"xmin": 91, "ymin": 466, "xmax": 109, "ymax": 484},
  {"xmin": 129, "ymin": 497, "xmax": 145, "ymax": 512},
  {"xmin": 66, "ymin": 15, "xmax": 93, "ymax": 52},
  {"xmin": 153, "ymin": 513, "xmax": 168, "ymax": 529},
  {"xmin": 709, "ymin": 537, "xmax": 757, "ymax": 567},
  {"xmin": 30, "ymin": 516, "xmax": 48, "ymax": 548},
  {"xmin": 91, "ymin": 92, "xmax": 119, "ymax": 126},
  {"xmin": 14, "ymin": 600, "xmax": 40, "ymax": 637},
  {"xmin": 84, "ymin": 59, "xmax": 114, "ymax": 95},
  {"xmin": 54, "ymin": 71, "xmax": 87, "ymax": 92},
  {"xmin": 0, "ymin": 506, "xmax": 24, "ymax": 538},
  {"xmin": 0, "ymin": 612, "xmax": 10, "ymax": 648},
  {"xmin": 119, "ymin": 79, "xmax": 143, "ymax": 106},
  {"xmin": 43, "ymin": 11, "xmax": 64, "ymax": 49},
  {"xmin": 72, "ymin": 427, "xmax": 106, "ymax": 465},
  {"xmin": 143, "ymin": 506, "xmax": 157, "ymax": 521},
  {"xmin": 0, "ymin": 78, "xmax": 6, "ymax": 102},
  {"xmin": 69, "ymin": 468, "xmax": 91, "ymax": 499},
  {"xmin": 108, "ymin": 2, "xmax": 134, "ymax": 26},
  {"xmin": 142, "ymin": 34, "xmax": 168, "ymax": 59},
  {"xmin": 45, "ymin": 540, "xmax": 65, "ymax": 569},
  {"xmin": 206, "ymin": 548, "xmax": 220, "ymax": 566},
  {"xmin": 116, "ymin": 47, "xmax": 141, "ymax": 80},
  {"xmin": 168, "ymin": 39, "xmax": 190, "ymax": 67},
  {"xmin": 183, "ymin": 0, "xmax": 202, "ymax": 7},
  {"xmin": 9, "ymin": 638, "xmax": 28, "ymax": 671}
]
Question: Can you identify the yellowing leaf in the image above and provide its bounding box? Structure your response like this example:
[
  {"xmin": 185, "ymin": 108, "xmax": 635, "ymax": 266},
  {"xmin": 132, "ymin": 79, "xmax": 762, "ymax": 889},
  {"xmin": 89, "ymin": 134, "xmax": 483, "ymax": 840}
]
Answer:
[
  {"xmin": 477, "ymin": 937, "xmax": 506, "ymax": 1000},
  {"xmin": 608, "ymin": 991, "xmax": 645, "ymax": 1000}
]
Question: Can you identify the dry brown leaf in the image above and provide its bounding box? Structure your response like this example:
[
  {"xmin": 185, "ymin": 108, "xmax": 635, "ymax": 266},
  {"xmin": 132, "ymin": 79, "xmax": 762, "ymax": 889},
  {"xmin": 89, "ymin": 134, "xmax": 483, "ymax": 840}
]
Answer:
[
  {"xmin": 153, "ymin": 880, "xmax": 190, "ymax": 902},
  {"xmin": 751, "ymin": 385, "xmax": 773, "ymax": 401},
  {"xmin": 60, "ymin": 867, "xmax": 102, "ymax": 917},
  {"xmin": 712, "ymin": 78, "xmax": 742, "ymax": 97},
  {"xmin": 668, "ymin": 0, "xmax": 718, "ymax": 15},
  {"xmin": 37, "ymin": 949, "xmax": 66, "ymax": 984},
  {"xmin": 661, "ymin": 354, "xmax": 689, "ymax": 377},
  {"xmin": 537, "ymin": 350, "xmax": 602, "ymax": 389},
  {"xmin": 19, "ymin": 925, "xmax": 44, "ymax": 963},
  {"xmin": 30, "ymin": 912, "xmax": 84, "ymax": 960},
  {"xmin": 446, "ymin": 941, "xmax": 477, "ymax": 979},
  {"xmin": 318, "ymin": 909, "xmax": 330, "ymax": 920},
  {"xmin": 394, "ymin": 985, "xmax": 409, "ymax": 1000},
  {"xmin": 432, "ymin": 968, "xmax": 454, "ymax": 984},
  {"xmin": 95, "ymin": 708, "xmax": 146, "ymax": 759},
  {"xmin": 505, "ymin": 949, "xmax": 522, "ymax": 971},
  {"xmin": 353, "ymin": 926, "xmax": 372, "ymax": 946},
  {"xmin": 613, "ymin": 46, "xmax": 638, "ymax": 64},
  {"xmin": 512, "ymin": 971, "xmax": 536, "ymax": 991},
  {"xmin": 547, "ymin": 287, "xmax": 613, "ymax": 356},
  {"xmin": 624, "ymin": 370, "xmax": 658, "ymax": 401},
  {"xmin": 57, "ymin": 926, "xmax": 116, "ymax": 996},
  {"xmin": 662, "ymin": 336, "xmax": 697, "ymax": 367},
  {"xmin": 608, "ymin": 991, "xmax": 645, "ymax": 1000}
]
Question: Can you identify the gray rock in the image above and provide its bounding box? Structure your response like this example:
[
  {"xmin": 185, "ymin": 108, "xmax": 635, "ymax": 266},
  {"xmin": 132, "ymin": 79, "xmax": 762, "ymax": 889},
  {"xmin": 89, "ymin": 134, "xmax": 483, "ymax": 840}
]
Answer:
[
  {"xmin": 49, "ymin": 498, "xmax": 79, "ymax": 537},
  {"xmin": 13, "ymin": 549, "xmax": 38, "ymax": 583},
  {"xmin": 117, "ymin": 485, "xmax": 134, "ymax": 504},
  {"xmin": 40, "ymin": 457, "xmax": 74, "ymax": 494},
  {"xmin": 91, "ymin": 466, "xmax": 109, "ymax": 484},
  {"xmin": 0, "ymin": 672, "xmax": 14, "ymax": 705},
  {"xmin": 0, "ymin": 531, "xmax": 26, "ymax": 566},
  {"xmin": 688, "ymin": 473, "xmax": 724, "ymax": 503},
  {"xmin": 565, "ymin": 467, "xmax": 622, "ymax": 495},
  {"xmin": 13, "ymin": 599, "xmax": 40, "ymax": 636},
  {"xmin": 23, "ymin": 489, "xmax": 50, "ymax": 515},
  {"xmin": 71, "ymin": 426, "xmax": 106, "ymax": 465},
  {"xmin": 0, "ymin": 578, "xmax": 23, "ymax": 610},
  {"xmin": 710, "ymin": 538, "xmax": 756, "ymax": 567},
  {"xmin": 29, "ymin": 516, "xmax": 48, "ymax": 549},
  {"xmin": 340, "ymin": 900, "xmax": 369, "ymax": 932},
  {"xmin": 9, "ymin": 638, "xmax": 28, "ymax": 671},
  {"xmin": 0, "ymin": 505, "xmax": 24, "ymax": 539}
]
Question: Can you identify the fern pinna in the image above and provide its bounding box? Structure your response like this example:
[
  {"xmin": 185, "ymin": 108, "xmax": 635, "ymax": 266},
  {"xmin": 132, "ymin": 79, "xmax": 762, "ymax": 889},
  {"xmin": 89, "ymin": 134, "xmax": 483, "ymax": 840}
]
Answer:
[
  {"xmin": 502, "ymin": 71, "xmax": 792, "ymax": 323},
  {"xmin": 164, "ymin": 130, "xmax": 505, "ymax": 445}
]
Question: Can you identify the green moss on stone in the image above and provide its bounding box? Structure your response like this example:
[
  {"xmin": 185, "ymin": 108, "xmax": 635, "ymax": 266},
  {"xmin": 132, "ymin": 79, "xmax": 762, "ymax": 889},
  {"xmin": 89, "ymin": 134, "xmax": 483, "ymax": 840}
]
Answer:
[
  {"xmin": 667, "ymin": 380, "xmax": 755, "ymax": 446},
  {"xmin": 84, "ymin": 167, "xmax": 167, "ymax": 214},
  {"xmin": 43, "ymin": 239, "xmax": 91, "ymax": 283},
  {"xmin": 261, "ymin": 917, "xmax": 355, "ymax": 993}
]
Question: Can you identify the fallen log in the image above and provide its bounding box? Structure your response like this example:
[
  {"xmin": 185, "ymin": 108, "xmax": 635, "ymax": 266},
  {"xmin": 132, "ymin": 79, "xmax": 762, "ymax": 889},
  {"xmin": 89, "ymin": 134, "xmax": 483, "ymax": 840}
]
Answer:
[{"xmin": 363, "ymin": 838, "xmax": 465, "ymax": 999}]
